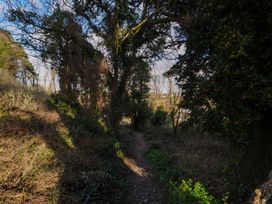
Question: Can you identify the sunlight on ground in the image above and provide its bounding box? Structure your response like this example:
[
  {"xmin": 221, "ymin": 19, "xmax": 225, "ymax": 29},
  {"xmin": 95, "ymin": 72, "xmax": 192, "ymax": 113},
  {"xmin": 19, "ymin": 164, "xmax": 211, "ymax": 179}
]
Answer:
[{"xmin": 117, "ymin": 153, "xmax": 148, "ymax": 177}]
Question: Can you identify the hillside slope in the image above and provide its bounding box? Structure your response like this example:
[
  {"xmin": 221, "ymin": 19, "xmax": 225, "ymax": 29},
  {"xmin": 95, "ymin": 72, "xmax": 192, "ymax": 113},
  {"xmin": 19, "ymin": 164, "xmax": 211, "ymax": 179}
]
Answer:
[{"xmin": 0, "ymin": 71, "xmax": 125, "ymax": 203}]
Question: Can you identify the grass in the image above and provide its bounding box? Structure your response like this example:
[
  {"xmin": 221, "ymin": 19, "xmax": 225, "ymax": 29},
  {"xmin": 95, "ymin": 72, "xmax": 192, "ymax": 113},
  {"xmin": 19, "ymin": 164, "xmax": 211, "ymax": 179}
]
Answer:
[
  {"xmin": 56, "ymin": 123, "xmax": 75, "ymax": 148},
  {"xmin": 0, "ymin": 112, "xmax": 61, "ymax": 203},
  {"xmin": 0, "ymin": 70, "xmax": 127, "ymax": 203},
  {"xmin": 0, "ymin": 70, "xmax": 47, "ymax": 112}
]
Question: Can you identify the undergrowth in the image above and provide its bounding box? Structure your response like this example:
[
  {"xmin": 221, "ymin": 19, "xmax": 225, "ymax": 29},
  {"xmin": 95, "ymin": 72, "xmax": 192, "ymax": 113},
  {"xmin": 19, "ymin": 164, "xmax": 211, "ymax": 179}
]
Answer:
[{"xmin": 146, "ymin": 145, "xmax": 220, "ymax": 204}]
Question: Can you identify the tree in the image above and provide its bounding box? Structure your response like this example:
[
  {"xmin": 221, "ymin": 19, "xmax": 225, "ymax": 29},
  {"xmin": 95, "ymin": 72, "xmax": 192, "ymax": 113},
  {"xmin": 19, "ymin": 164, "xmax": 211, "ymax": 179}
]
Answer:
[
  {"xmin": 72, "ymin": 0, "xmax": 174, "ymax": 131},
  {"xmin": 6, "ymin": 0, "xmax": 175, "ymax": 132},
  {"xmin": 165, "ymin": 74, "xmax": 188, "ymax": 136},
  {"xmin": 8, "ymin": 4, "xmax": 108, "ymax": 120},
  {"xmin": 5, "ymin": 0, "xmax": 193, "ymax": 132},
  {"xmin": 0, "ymin": 29, "xmax": 36, "ymax": 84},
  {"xmin": 126, "ymin": 60, "xmax": 152, "ymax": 129},
  {"xmin": 169, "ymin": 0, "xmax": 272, "ymax": 191}
]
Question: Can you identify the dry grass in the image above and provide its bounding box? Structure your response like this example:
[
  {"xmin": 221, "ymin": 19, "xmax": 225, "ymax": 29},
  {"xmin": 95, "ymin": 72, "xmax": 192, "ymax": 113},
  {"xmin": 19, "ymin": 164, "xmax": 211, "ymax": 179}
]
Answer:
[
  {"xmin": 0, "ymin": 70, "xmax": 48, "ymax": 112},
  {"xmin": 0, "ymin": 74, "xmax": 60, "ymax": 202},
  {"xmin": 0, "ymin": 71, "xmax": 60, "ymax": 203},
  {"xmin": 0, "ymin": 73, "xmax": 125, "ymax": 203},
  {"xmin": 0, "ymin": 107, "xmax": 118, "ymax": 203},
  {"xmin": 0, "ymin": 111, "xmax": 61, "ymax": 203}
]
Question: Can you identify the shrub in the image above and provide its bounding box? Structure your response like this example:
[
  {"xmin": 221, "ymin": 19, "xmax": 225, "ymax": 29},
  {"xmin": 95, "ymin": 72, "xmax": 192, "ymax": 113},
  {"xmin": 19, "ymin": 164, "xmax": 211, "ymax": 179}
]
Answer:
[
  {"xmin": 47, "ymin": 94, "xmax": 78, "ymax": 119},
  {"xmin": 169, "ymin": 179, "xmax": 217, "ymax": 204},
  {"xmin": 151, "ymin": 106, "xmax": 167, "ymax": 126},
  {"xmin": 47, "ymin": 94, "xmax": 102, "ymax": 135}
]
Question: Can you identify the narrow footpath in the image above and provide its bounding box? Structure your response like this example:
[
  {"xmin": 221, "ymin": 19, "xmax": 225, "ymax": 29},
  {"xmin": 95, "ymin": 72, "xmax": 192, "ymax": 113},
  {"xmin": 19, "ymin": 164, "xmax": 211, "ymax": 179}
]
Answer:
[{"xmin": 121, "ymin": 131, "xmax": 166, "ymax": 204}]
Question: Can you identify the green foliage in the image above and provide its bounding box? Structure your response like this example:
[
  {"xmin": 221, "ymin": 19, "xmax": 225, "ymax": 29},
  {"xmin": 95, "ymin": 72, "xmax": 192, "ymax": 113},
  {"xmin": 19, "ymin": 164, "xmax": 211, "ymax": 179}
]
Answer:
[
  {"xmin": 0, "ymin": 29, "xmax": 35, "ymax": 81},
  {"xmin": 151, "ymin": 106, "xmax": 168, "ymax": 126},
  {"xmin": 167, "ymin": 1, "xmax": 272, "ymax": 198},
  {"xmin": 47, "ymin": 94, "xmax": 102, "ymax": 136},
  {"xmin": 47, "ymin": 94, "xmax": 78, "ymax": 119},
  {"xmin": 127, "ymin": 60, "xmax": 153, "ymax": 129},
  {"xmin": 146, "ymin": 147, "xmax": 171, "ymax": 171},
  {"xmin": 147, "ymin": 148, "xmax": 180, "ymax": 182},
  {"xmin": 146, "ymin": 145, "xmax": 180, "ymax": 181},
  {"xmin": 7, "ymin": 1, "xmax": 170, "ymax": 130},
  {"xmin": 127, "ymin": 90, "xmax": 153, "ymax": 128},
  {"xmin": 9, "ymin": 8, "xmax": 103, "ymax": 113},
  {"xmin": 169, "ymin": 179, "xmax": 217, "ymax": 204},
  {"xmin": 169, "ymin": 0, "xmax": 272, "ymax": 144},
  {"xmin": 113, "ymin": 141, "xmax": 125, "ymax": 158}
]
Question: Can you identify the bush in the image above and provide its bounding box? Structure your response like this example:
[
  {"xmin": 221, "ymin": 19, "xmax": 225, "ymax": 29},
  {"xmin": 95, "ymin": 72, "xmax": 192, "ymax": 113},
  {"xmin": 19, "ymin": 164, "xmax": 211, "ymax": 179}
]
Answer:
[
  {"xmin": 151, "ymin": 106, "xmax": 167, "ymax": 126},
  {"xmin": 132, "ymin": 102, "xmax": 153, "ymax": 129},
  {"xmin": 169, "ymin": 179, "xmax": 217, "ymax": 204},
  {"xmin": 47, "ymin": 94, "xmax": 102, "ymax": 135},
  {"xmin": 47, "ymin": 94, "xmax": 79, "ymax": 119}
]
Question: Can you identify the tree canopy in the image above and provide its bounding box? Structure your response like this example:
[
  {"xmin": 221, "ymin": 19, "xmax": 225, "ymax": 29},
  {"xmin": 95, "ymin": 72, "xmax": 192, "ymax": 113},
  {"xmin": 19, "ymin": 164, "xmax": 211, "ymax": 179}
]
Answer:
[{"xmin": 169, "ymin": 0, "xmax": 272, "ymax": 143}]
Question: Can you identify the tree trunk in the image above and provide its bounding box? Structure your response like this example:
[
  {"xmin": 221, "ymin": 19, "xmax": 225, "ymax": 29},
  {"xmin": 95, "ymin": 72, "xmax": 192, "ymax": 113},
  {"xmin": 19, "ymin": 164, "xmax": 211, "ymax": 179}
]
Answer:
[{"xmin": 107, "ymin": 55, "xmax": 131, "ymax": 134}]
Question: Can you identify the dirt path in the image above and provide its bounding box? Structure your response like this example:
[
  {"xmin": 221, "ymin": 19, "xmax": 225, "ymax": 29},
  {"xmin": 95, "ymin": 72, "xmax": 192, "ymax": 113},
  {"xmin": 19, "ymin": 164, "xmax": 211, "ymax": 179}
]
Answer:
[{"xmin": 122, "ymin": 131, "xmax": 165, "ymax": 204}]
